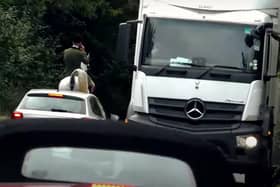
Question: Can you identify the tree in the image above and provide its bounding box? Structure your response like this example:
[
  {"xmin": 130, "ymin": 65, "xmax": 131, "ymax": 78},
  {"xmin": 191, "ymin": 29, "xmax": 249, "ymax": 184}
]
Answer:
[{"xmin": 0, "ymin": 6, "xmax": 61, "ymax": 113}]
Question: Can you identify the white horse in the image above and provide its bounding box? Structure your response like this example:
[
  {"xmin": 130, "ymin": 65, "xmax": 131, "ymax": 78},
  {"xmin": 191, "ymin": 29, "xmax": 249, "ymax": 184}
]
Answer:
[{"xmin": 59, "ymin": 63, "xmax": 95, "ymax": 93}]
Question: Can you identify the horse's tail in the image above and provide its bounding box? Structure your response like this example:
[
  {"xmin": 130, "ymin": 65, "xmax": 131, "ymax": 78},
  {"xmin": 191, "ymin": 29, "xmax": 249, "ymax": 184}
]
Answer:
[
  {"xmin": 70, "ymin": 73, "xmax": 75, "ymax": 91},
  {"xmin": 70, "ymin": 69, "xmax": 89, "ymax": 93}
]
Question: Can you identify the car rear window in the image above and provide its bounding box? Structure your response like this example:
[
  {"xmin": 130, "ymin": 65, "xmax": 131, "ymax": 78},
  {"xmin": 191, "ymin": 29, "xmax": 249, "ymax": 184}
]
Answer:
[{"xmin": 20, "ymin": 93, "xmax": 86, "ymax": 114}]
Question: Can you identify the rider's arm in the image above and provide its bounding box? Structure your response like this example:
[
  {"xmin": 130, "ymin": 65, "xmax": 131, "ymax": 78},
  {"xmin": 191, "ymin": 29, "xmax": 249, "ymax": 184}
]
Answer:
[{"xmin": 80, "ymin": 51, "xmax": 89, "ymax": 64}]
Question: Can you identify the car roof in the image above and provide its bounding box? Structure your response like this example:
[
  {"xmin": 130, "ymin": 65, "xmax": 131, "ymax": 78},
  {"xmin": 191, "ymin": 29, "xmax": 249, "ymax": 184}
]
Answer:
[{"xmin": 26, "ymin": 89, "xmax": 95, "ymax": 99}]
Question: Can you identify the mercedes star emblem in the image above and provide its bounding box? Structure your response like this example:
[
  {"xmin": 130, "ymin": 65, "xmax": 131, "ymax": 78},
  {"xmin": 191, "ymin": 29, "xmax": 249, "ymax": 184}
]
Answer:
[{"xmin": 184, "ymin": 99, "xmax": 206, "ymax": 120}]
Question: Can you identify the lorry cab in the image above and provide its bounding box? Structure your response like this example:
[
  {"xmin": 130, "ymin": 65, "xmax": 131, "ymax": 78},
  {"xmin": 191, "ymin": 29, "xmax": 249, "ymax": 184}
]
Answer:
[{"xmin": 116, "ymin": 0, "xmax": 280, "ymax": 185}]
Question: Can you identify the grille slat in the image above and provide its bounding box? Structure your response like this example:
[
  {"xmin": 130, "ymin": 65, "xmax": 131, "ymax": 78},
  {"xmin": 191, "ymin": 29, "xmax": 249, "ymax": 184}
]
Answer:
[
  {"xmin": 148, "ymin": 98, "xmax": 244, "ymax": 126},
  {"xmin": 150, "ymin": 116, "xmax": 240, "ymax": 131},
  {"xmin": 206, "ymin": 103, "xmax": 244, "ymax": 113},
  {"xmin": 149, "ymin": 98, "xmax": 185, "ymax": 108},
  {"xmin": 150, "ymin": 107, "xmax": 187, "ymax": 119}
]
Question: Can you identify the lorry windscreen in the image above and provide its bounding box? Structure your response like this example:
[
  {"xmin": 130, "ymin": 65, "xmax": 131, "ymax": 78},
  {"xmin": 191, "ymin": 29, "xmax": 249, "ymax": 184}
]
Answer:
[{"xmin": 141, "ymin": 18, "xmax": 259, "ymax": 73}]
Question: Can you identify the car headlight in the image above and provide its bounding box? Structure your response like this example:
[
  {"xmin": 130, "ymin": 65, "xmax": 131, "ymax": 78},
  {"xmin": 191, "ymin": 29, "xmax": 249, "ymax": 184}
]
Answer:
[{"xmin": 236, "ymin": 135, "xmax": 258, "ymax": 149}]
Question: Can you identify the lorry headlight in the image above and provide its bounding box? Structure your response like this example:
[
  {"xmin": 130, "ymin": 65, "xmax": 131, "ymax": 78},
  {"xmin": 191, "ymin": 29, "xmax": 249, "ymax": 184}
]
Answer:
[{"xmin": 236, "ymin": 135, "xmax": 258, "ymax": 149}]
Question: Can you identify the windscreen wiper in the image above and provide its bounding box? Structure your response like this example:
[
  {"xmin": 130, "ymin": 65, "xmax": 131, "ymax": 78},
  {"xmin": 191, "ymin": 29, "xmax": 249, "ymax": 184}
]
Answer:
[
  {"xmin": 197, "ymin": 65, "xmax": 244, "ymax": 79},
  {"xmin": 154, "ymin": 63, "xmax": 206, "ymax": 76},
  {"xmin": 241, "ymin": 52, "xmax": 247, "ymax": 69},
  {"xmin": 51, "ymin": 108, "xmax": 71, "ymax": 113}
]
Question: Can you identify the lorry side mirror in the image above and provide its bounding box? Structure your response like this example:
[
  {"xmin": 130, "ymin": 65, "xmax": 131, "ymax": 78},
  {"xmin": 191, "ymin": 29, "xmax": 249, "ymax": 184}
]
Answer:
[
  {"xmin": 244, "ymin": 30, "xmax": 261, "ymax": 48},
  {"xmin": 115, "ymin": 23, "xmax": 131, "ymax": 64},
  {"xmin": 245, "ymin": 34, "xmax": 254, "ymax": 48},
  {"xmin": 245, "ymin": 23, "xmax": 273, "ymax": 48}
]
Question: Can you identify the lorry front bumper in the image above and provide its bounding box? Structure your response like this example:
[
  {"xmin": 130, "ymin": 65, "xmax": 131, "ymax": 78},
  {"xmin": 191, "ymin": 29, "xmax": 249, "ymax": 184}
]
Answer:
[{"xmin": 128, "ymin": 113, "xmax": 270, "ymax": 173}]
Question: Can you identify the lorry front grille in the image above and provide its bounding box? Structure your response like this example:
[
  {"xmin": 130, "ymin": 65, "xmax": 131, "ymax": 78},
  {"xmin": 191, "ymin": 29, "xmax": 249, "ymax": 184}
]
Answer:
[{"xmin": 148, "ymin": 97, "xmax": 244, "ymax": 127}]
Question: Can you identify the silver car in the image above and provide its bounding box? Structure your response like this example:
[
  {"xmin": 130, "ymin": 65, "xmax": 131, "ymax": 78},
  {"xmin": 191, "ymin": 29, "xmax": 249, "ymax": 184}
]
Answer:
[{"xmin": 11, "ymin": 89, "xmax": 106, "ymax": 120}]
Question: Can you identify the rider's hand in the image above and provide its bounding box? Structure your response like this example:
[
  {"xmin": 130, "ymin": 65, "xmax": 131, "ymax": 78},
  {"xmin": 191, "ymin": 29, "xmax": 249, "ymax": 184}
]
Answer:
[{"xmin": 79, "ymin": 43, "xmax": 86, "ymax": 52}]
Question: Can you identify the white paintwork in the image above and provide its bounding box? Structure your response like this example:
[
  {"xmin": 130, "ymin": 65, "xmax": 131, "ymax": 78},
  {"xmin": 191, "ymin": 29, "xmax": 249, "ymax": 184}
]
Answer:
[
  {"xmin": 145, "ymin": 77, "xmax": 249, "ymax": 103},
  {"xmin": 22, "ymin": 89, "xmax": 90, "ymax": 99},
  {"xmin": 131, "ymin": 73, "xmax": 264, "ymax": 121},
  {"xmin": 141, "ymin": 0, "xmax": 280, "ymax": 11},
  {"xmin": 16, "ymin": 109, "xmax": 86, "ymax": 119},
  {"xmin": 131, "ymin": 72, "xmax": 251, "ymax": 113},
  {"xmin": 142, "ymin": 5, "xmax": 273, "ymax": 25},
  {"xmin": 14, "ymin": 89, "xmax": 106, "ymax": 120},
  {"xmin": 242, "ymin": 80, "xmax": 264, "ymax": 121}
]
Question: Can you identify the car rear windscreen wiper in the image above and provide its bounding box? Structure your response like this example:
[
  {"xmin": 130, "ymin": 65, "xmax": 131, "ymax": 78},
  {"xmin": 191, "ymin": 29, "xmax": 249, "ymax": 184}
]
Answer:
[
  {"xmin": 51, "ymin": 108, "xmax": 72, "ymax": 113},
  {"xmin": 154, "ymin": 63, "xmax": 206, "ymax": 76},
  {"xmin": 197, "ymin": 65, "xmax": 244, "ymax": 79}
]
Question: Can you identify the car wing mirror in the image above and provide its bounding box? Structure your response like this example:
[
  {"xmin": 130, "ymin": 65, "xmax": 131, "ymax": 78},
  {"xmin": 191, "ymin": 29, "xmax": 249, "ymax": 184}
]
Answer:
[{"xmin": 110, "ymin": 114, "xmax": 120, "ymax": 121}]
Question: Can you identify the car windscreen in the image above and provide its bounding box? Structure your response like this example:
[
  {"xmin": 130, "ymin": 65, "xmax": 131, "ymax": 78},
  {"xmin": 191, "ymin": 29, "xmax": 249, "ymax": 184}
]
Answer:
[
  {"xmin": 22, "ymin": 147, "xmax": 197, "ymax": 187},
  {"xmin": 142, "ymin": 18, "xmax": 257, "ymax": 71},
  {"xmin": 20, "ymin": 94, "xmax": 86, "ymax": 114}
]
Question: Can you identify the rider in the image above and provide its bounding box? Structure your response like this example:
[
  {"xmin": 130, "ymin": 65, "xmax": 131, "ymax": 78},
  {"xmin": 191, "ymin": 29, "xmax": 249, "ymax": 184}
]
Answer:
[
  {"xmin": 62, "ymin": 35, "xmax": 95, "ymax": 93},
  {"xmin": 63, "ymin": 35, "xmax": 89, "ymax": 75}
]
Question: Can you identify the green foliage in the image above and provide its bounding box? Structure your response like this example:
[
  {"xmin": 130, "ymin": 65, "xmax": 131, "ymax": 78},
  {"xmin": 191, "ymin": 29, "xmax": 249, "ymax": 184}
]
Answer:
[{"xmin": 0, "ymin": 6, "xmax": 62, "ymax": 113}]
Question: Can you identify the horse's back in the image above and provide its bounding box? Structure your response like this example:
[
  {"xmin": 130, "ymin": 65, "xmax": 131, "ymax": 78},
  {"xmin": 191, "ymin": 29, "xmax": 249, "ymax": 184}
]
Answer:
[
  {"xmin": 58, "ymin": 76, "xmax": 80, "ymax": 91},
  {"xmin": 58, "ymin": 69, "xmax": 89, "ymax": 93}
]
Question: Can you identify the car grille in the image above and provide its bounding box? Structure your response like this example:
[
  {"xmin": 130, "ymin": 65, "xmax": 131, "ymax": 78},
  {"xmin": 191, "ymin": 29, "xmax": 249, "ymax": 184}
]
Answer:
[{"xmin": 148, "ymin": 97, "xmax": 244, "ymax": 129}]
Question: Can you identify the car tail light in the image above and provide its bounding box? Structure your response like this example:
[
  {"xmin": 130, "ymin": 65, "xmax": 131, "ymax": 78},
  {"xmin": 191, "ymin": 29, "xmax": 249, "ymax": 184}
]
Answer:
[{"xmin": 11, "ymin": 112, "xmax": 23, "ymax": 119}]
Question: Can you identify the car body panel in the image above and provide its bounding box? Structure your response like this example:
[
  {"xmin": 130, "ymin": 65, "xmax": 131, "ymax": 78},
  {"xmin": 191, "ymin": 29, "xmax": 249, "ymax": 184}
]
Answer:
[{"xmin": 16, "ymin": 109, "xmax": 87, "ymax": 119}]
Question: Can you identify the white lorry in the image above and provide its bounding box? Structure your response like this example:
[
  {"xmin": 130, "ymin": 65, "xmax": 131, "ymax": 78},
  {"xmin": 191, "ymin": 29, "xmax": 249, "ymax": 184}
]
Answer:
[{"xmin": 116, "ymin": 0, "xmax": 280, "ymax": 185}]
